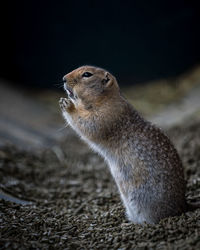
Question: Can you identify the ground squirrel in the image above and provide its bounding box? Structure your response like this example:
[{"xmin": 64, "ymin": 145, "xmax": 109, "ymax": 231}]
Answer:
[{"xmin": 59, "ymin": 65, "xmax": 187, "ymax": 224}]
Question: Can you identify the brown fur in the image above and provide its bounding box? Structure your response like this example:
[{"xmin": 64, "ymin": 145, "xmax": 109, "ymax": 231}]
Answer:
[{"xmin": 59, "ymin": 65, "xmax": 187, "ymax": 224}]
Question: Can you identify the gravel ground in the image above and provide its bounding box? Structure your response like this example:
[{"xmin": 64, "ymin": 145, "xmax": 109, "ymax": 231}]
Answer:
[{"xmin": 0, "ymin": 117, "xmax": 200, "ymax": 249}]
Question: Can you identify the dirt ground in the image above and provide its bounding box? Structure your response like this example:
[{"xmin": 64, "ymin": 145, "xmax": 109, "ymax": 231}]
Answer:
[
  {"xmin": 1, "ymin": 119, "xmax": 200, "ymax": 249},
  {"xmin": 1, "ymin": 68, "xmax": 200, "ymax": 249}
]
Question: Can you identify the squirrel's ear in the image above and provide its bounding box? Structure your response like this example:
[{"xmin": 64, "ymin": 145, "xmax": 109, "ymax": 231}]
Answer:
[{"xmin": 102, "ymin": 72, "xmax": 113, "ymax": 88}]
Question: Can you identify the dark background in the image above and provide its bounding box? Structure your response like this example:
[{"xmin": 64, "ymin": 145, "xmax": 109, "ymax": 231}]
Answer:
[{"xmin": 1, "ymin": 0, "xmax": 200, "ymax": 87}]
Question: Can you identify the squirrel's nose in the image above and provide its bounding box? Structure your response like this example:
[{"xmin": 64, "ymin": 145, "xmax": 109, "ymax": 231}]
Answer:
[{"xmin": 63, "ymin": 76, "xmax": 67, "ymax": 83}]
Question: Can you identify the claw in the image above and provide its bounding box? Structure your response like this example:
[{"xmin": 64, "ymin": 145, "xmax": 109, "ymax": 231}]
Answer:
[{"xmin": 59, "ymin": 97, "xmax": 71, "ymax": 110}]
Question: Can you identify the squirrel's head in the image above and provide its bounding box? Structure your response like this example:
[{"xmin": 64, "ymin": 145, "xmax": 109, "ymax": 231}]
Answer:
[{"xmin": 62, "ymin": 66, "xmax": 119, "ymax": 106}]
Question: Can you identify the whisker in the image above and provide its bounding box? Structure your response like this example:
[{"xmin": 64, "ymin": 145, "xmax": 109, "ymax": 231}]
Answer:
[
  {"xmin": 53, "ymin": 82, "xmax": 64, "ymax": 85},
  {"xmin": 53, "ymin": 82, "xmax": 64, "ymax": 88},
  {"xmin": 57, "ymin": 124, "xmax": 69, "ymax": 132}
]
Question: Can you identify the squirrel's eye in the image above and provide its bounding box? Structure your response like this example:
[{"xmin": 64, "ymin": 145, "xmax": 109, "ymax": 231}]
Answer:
[{"xmin": 82, "ymin": 72, "xmax": 93, "ymax": 78}]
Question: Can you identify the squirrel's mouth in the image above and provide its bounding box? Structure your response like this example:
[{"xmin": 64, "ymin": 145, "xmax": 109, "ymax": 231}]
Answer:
[{"xmin": 64, "ymin": 84, "xmax": 75, "ymax": 99}]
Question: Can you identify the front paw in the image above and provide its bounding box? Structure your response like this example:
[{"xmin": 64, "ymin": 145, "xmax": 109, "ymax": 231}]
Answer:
[{"xmin": 59, "ymin": 97, "xmax": 72, "ymax": 111}]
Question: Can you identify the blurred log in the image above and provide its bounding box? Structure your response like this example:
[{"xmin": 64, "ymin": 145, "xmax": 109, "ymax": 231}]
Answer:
[{"xmin": 0, "ymin": 81, "xmax": 65, "ymax": 150}]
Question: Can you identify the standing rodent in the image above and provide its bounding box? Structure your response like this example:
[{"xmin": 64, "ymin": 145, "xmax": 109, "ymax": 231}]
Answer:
[{"xmin": 59, "ymin": 65, "xmax": 187, "ymax": 224}]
